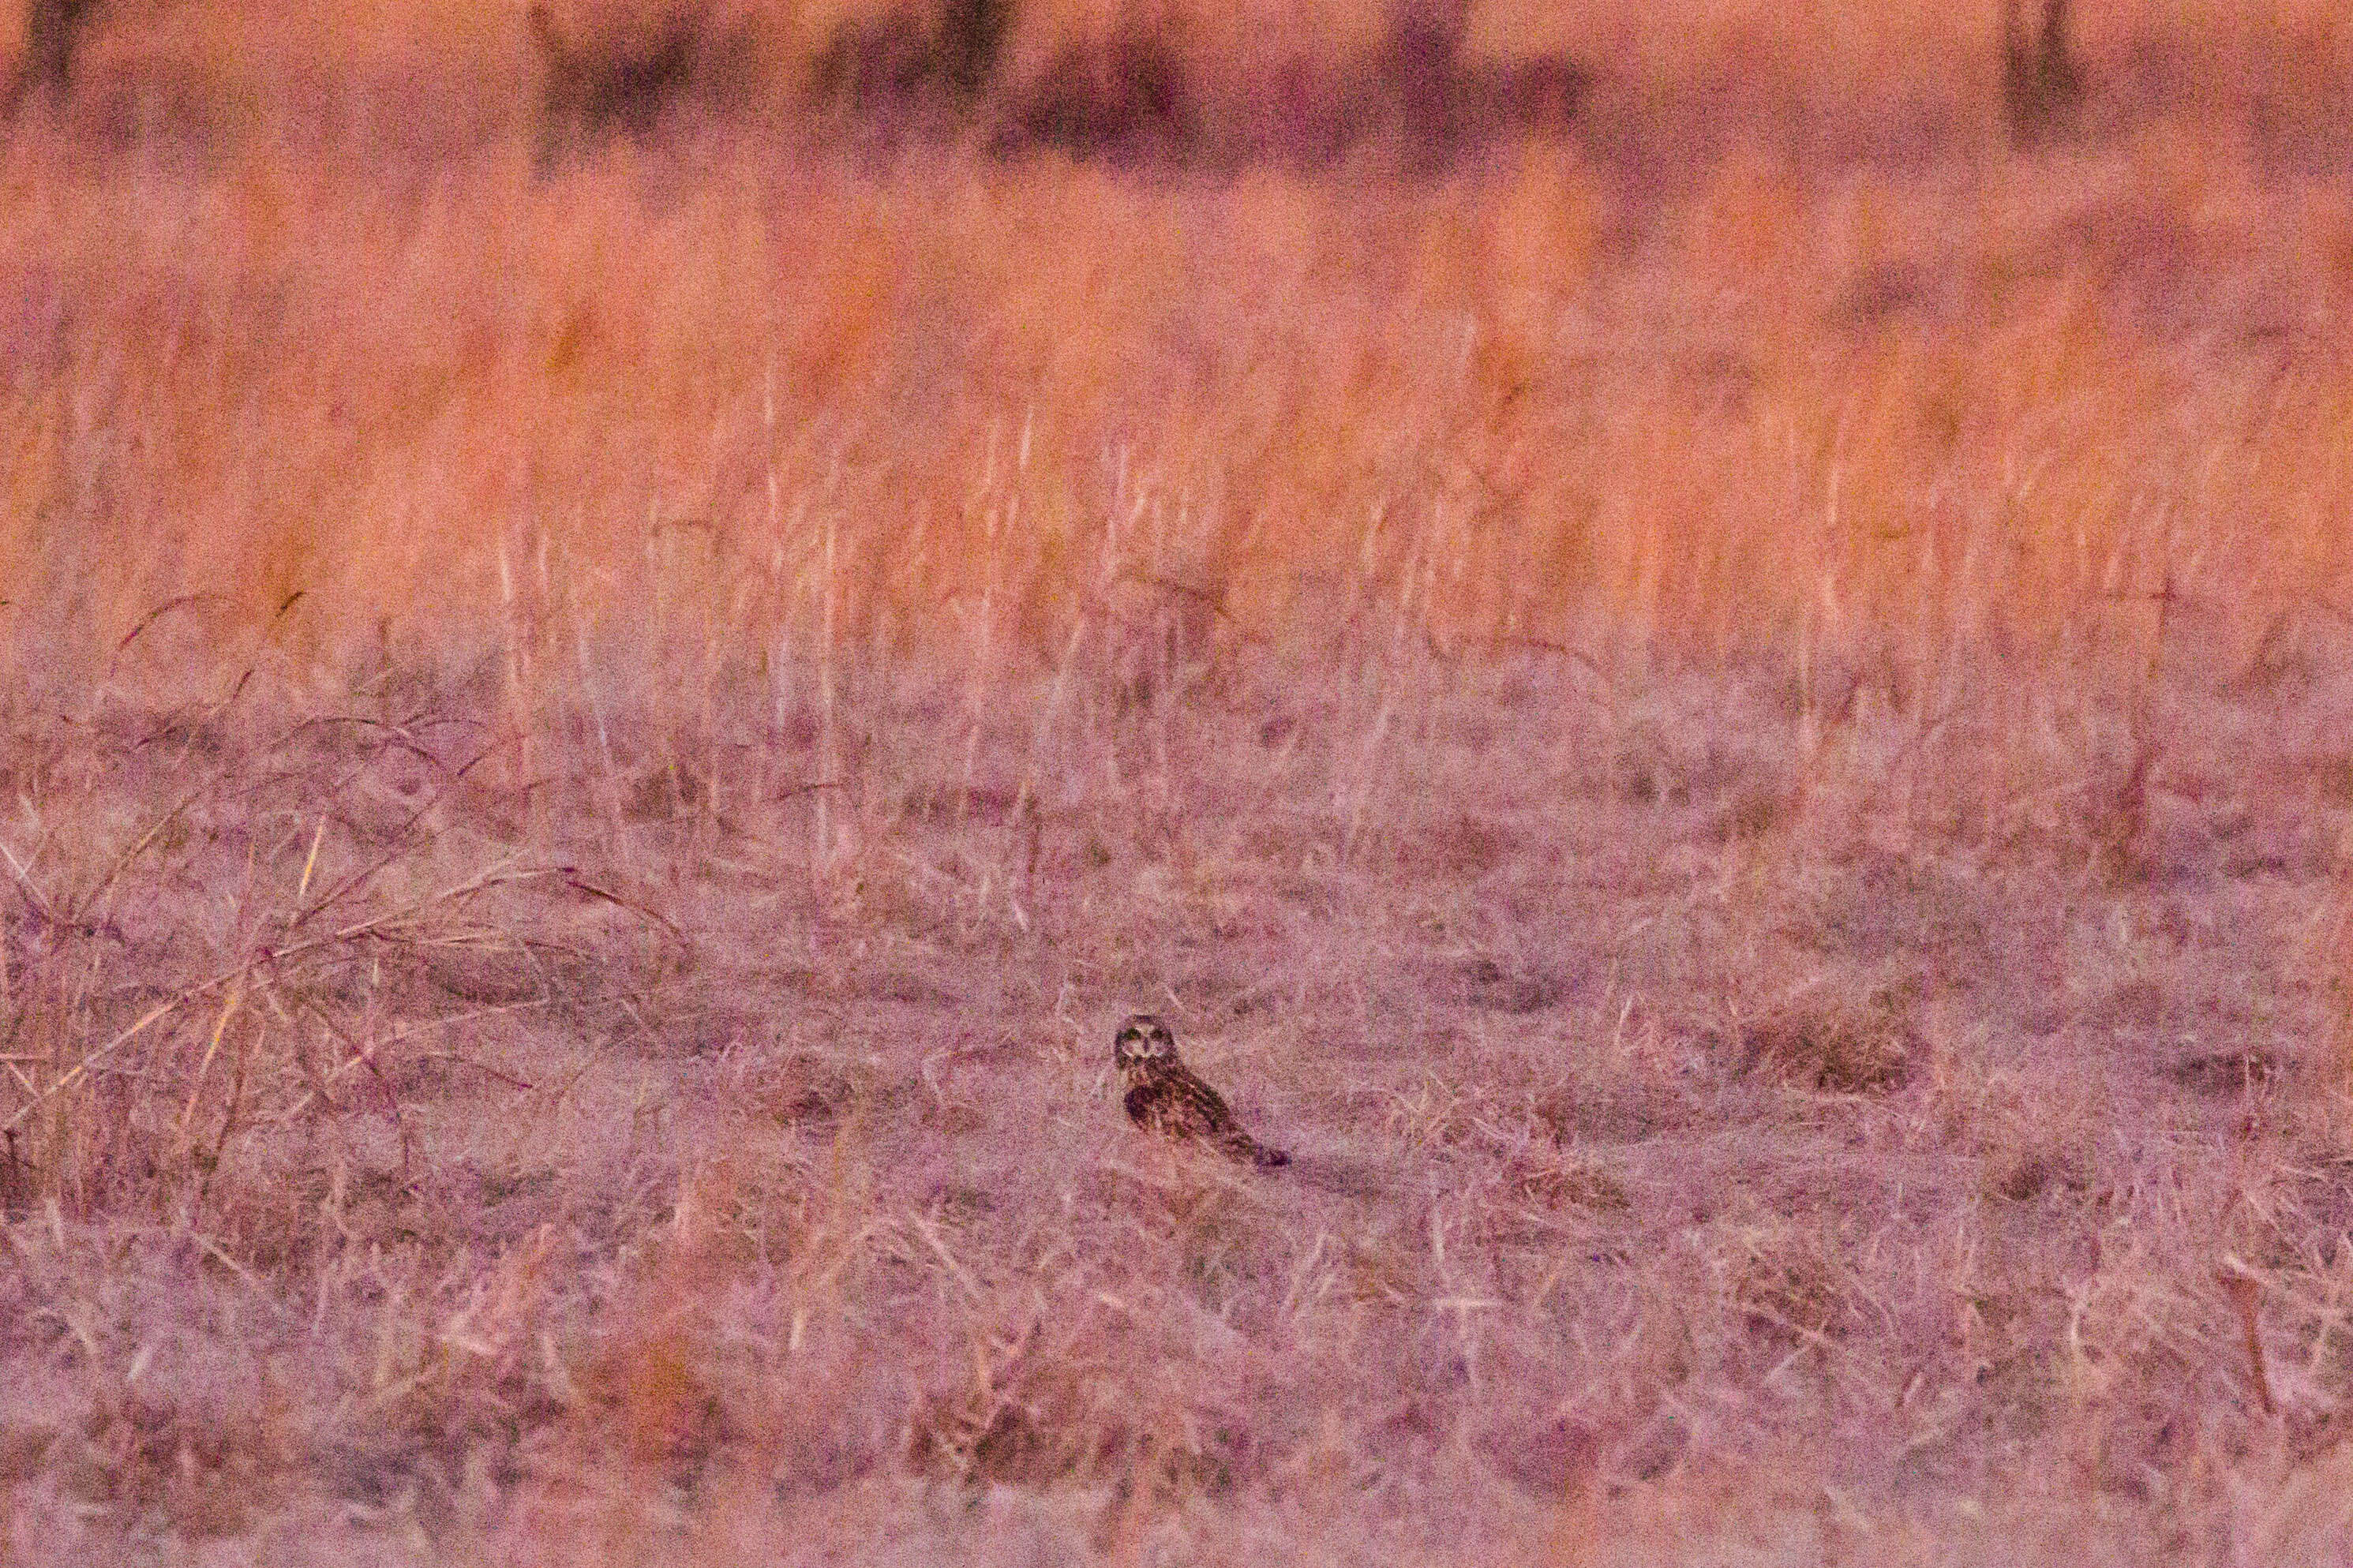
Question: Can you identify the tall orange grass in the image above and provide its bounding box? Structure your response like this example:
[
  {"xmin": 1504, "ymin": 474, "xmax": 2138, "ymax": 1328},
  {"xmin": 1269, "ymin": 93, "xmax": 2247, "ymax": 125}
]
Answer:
[{"xmin": 2, "ymin": 0, "xmax": 2351, "ymax": 717}]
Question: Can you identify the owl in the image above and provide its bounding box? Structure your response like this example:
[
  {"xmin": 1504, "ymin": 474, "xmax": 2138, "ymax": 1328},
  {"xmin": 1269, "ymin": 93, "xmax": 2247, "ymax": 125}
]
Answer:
[{"xmin": 1112, "ymin": 1014, "xmax": 1290, "ymax": 1169}]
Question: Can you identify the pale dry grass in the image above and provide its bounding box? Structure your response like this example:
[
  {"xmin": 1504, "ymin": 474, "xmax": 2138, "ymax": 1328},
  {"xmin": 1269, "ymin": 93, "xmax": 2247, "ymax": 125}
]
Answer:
[
  {"xmin": 1, "ymin": 649, "xmax": 2350, "ymax": 1564},
  {"xmin": 5, "ymin": 5, "xmax": 2353, "ymax": 1564}
]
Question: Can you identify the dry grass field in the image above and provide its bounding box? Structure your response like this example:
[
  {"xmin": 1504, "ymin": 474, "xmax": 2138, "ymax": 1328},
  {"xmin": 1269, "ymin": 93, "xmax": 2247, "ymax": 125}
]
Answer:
[{"xmin": 9, "ymin": 2, "xmax": 2353, "ymax": 1562}]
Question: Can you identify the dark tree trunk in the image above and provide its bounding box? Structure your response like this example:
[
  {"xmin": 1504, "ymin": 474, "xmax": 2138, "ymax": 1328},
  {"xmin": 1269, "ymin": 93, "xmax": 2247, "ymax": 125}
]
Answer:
[
  {"xmin": 2000, "ymin": 0, "xmax": 2084, "ymax": 140},
  {"xmin": 937, "ymin": 0, "xmax": 1011, "ymax": 100},
  {"xmin": 20, "ymin": 0, "xmax": 100, "ymax": 104}
]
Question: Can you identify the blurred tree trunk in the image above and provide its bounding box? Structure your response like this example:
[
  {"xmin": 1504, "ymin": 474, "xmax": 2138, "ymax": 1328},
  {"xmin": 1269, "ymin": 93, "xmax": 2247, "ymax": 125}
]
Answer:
[
  {"xmin": 18, "ymin": 0, "xmax": 101, "ymax": 107},
  {"xmin": 2000, "ymin": 0, "xmax": 2084, "ymax": 140}
]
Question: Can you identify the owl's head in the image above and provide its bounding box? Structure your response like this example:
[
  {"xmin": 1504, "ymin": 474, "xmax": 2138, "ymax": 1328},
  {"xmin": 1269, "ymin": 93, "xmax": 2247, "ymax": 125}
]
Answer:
[{"xmin": 1112, "ymin": 1013, "xmax": 1178, "ymax": 1076}]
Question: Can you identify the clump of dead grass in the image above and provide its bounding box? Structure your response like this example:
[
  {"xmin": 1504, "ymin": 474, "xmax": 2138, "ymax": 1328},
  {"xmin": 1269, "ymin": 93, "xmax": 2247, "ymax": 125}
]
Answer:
[
  {"xmin": 901, "ymin": 1297, "xmax": 1250, "ymax": 1499},
  {"xmin": 1737, "ymin": 981, "xmax": 1919, "ymax": 1095},
  {"xmin": 1722, "ymin": 1216, "xmax": 1871, "ymax": 1347},
  {"xmin": 1507, "ymin": 1153, "xmax": 1631, "ymax": 1214},
  {"xmin": 54, "ymin": 1385, "xmax": 294, "ymax": 1539}
]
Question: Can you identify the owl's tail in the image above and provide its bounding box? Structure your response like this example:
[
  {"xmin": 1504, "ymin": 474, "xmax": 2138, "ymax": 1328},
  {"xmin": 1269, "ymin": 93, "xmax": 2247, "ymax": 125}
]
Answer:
[{"xmin": 1223, "ymin": 1132, "xmax": 1291, "ymax": 1169}]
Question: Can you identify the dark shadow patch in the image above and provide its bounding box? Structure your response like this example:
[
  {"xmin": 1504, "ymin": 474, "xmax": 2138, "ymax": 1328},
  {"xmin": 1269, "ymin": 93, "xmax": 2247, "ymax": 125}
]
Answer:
[
  {"xmin": 1532, "ymin": 1080, "xmax": 1704, "ymax": 1143},
  {"xmin": 2166, "ymin": 1047, "xmax": 2293, "ymax": 1096},
  {"xmin": 849, "ymin": 966, "xmax": 964, "ymax": 1007},
  {"xmin": 1011, "ymin": 28, "xmax": 1190, "ymax": 163},
  {"xmin": 1448, "ymin": 956, "xmax": 1571, "ymax": 1014},
  {"xmin": 1399, "ymin": 813, "xmax": 1517, "ymax": 877},
  {"xmin": 1984, "ymin": 1148, "xmax": 2093, "ymax": 1204},
  {"xmin": 413, "ymin": 944, "xmax": 556, "ymax": 1007},
  {"xmin": 526, "ymin": 2, "xmax": 757, "ymax": 162},
  {"xmin": 749, "ymin": 1051, "xmax": 907, "ymax": 1128},
  {"xmin": 898, "ymin": 780, "xmax": 1021, "ymax": 826},
  {"xmin": 1508, "ymin": 1154, "xmax": 1631, "ymax": 1213}
]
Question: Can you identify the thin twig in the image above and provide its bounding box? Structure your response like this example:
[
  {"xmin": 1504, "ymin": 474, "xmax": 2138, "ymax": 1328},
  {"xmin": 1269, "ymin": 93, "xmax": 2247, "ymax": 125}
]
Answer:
[
  {"xmin": 1, "ymin": 998, "xmax": 180, "ymax": 1136},
  {"xmin": 558, "ymin": 867, "xmax": 690, "ymax": 949},
  {"xmin": 0, "ymin": 840, "xmax": 57, "ymax": 926},
  {"xmin": 111, "ymin": 593, "xmax": 229, "ymax": 665},
  {"xmin": 2220, "ymin": 1259, "xmax": 2278, "ymax": 1416}
]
